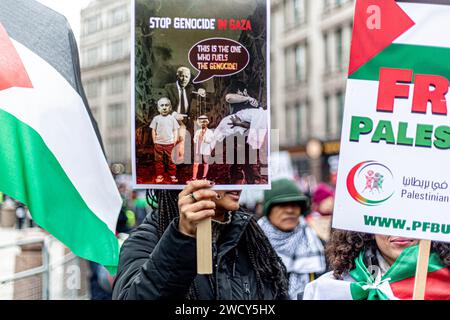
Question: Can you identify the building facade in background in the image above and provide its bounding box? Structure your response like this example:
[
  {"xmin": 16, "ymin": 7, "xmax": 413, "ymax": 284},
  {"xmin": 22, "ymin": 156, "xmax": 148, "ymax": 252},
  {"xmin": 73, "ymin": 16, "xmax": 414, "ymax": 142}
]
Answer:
[
  {"xmin": 80, "ymin": 0, "xmax": 131, "ymax": 173},
  {"xmin": 271, "ymin": 0, "xmax": 354, "ymax": 186}
]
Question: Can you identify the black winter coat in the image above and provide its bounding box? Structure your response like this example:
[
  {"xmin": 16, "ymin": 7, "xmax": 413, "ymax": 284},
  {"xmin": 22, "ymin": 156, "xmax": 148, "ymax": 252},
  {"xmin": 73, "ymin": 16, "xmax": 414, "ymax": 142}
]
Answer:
[{"xmin": 112, "ymin": 210, "xmax": 287, "ymax": 300}]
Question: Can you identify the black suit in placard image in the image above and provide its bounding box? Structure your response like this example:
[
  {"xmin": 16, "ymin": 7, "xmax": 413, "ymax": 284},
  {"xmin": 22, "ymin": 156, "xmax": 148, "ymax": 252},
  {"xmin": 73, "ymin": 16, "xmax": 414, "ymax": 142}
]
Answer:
[
  {"xmin": 163, "ymin": 82, "xmax": 200, "ymax": 127},
  {"xmin": 163, "ymin": 82, "xmax": 203, "ymax": 166}
]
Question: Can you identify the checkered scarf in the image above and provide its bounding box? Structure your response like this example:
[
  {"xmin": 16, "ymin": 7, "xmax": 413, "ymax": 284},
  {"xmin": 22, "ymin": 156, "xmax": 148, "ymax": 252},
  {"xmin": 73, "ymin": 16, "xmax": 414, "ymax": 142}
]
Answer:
[{"xmin": 258, "ymin": 216, "xmax": 326, "ymax": 299}]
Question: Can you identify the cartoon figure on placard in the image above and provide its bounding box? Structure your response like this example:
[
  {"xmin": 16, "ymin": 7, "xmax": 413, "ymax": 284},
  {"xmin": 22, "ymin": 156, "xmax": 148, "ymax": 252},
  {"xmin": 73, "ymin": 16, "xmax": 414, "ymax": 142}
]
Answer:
[
  {"xmin": 164, "ymin": 66, "xmax": 206, "ymax": 163},
  {"xmin": 150, "ymin": 97, "xmax": 180, "ymax": 184},
  {"xmin": 190, "ymin": 115, "xmax": 214, "ymax": 182},
  {"xmin": 211, "ymin": 81, "xmax": 268, "ymax": 184},
  {"xmin": 362, "ymin": 170, "xmax": 374, "ymax": 193}
]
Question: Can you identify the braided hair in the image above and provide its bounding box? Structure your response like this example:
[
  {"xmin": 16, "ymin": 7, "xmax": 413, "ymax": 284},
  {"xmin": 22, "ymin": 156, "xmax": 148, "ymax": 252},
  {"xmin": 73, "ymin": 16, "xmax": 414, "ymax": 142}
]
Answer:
[{"xmin": 149, "ymin": 189, "xmax": 289, "ymax": 299}]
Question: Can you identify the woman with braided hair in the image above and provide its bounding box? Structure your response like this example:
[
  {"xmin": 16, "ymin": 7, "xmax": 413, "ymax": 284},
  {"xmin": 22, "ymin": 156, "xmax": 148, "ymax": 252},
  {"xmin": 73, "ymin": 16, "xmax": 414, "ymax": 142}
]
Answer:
[
  {"xmin": 303, "ymin": 229, "xmax": 450, "ymax": 300},
  {"xmin": 112, "ymin": 180, "xmax": 289, "ymax": 300}
]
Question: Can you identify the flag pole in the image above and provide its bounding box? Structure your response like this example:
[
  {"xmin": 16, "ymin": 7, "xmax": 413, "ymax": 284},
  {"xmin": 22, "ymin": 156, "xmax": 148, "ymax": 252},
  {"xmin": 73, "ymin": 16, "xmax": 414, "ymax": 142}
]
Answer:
[{"xmin": 412, "ymin": 239, "xmax": 431, "ymax": 300}]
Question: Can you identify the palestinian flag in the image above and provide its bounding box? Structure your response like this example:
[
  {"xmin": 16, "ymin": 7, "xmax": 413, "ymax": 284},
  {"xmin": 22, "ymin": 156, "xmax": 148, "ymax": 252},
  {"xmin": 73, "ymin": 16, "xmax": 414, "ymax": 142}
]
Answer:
[
  {"xmin": 332, "ymin": 0, "xmax": 450, "ymax": 243},
  {"xmin": 0, "ymin": 0, "xmax": 122, "ymax": 269},
  {"xmin": 303, "ymin": 245, "xmax": 450, "ymax": 300}
]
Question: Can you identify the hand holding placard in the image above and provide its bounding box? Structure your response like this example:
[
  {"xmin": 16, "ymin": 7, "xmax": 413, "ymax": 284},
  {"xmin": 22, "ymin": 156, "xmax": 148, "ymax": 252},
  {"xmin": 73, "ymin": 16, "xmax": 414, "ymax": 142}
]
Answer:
[{"xmin": 177, "ymin": 180, "xmax": 216, "ymax": 274}]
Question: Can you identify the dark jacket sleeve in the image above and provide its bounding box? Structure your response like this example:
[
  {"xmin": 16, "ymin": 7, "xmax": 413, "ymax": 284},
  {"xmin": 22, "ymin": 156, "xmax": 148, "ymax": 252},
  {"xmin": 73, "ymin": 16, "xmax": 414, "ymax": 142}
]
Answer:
[{"xmin": 112, "ymin": 212, "xmax": 198, "ymax": 300}]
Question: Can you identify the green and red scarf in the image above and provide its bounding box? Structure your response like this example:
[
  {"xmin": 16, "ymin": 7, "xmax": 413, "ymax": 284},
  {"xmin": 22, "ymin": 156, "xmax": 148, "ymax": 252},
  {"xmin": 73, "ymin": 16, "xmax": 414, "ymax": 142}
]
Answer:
[{"xmin": 304, "ymin": 245, "xmax": 450, "ymax": 300}]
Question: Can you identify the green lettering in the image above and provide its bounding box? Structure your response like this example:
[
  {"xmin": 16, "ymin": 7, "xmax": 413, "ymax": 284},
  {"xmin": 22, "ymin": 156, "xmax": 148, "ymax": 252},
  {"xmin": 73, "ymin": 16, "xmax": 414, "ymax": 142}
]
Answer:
[
  {"xmin": 434, "ymin": 125, "xmax": 450, "ymax": 149},
  {"xmin": 412, "ymin": 221, "xmax": 421, "ymax": 231},
  {"xmin": 371, "ymin": 120, "xmax": 395, "ymax": 144},
  {"xmin": 396, "ymin": 122, "xmax": 414, "ymax": 146},
  {"xmin": 431, "ymin": 223, "xmax": 440, "ymax": 233},
  {"xmin": 350, "ymin": 116, "xmax": 373, "ymax": 142},
  {"xmin": 415, "ymin": 124, "xmax": 433, "ymax": 148}
]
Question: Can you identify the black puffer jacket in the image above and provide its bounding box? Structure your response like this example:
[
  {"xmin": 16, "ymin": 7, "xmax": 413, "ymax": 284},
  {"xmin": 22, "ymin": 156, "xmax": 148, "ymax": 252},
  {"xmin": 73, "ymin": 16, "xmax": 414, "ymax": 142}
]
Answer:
[{"xmin": 112, "ymin": 210, "xmax": 287, "ymax": 300}]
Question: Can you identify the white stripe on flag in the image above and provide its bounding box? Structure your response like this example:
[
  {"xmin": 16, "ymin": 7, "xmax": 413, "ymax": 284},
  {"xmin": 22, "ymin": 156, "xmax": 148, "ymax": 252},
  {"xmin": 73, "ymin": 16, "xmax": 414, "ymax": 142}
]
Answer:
[
  {"xmin": 395, "ymin": 2, "xmax": 450, "ymax": 48},
  {"xmin": 303, "ymin": 271, "xmax": 354, "ymax": 300}
]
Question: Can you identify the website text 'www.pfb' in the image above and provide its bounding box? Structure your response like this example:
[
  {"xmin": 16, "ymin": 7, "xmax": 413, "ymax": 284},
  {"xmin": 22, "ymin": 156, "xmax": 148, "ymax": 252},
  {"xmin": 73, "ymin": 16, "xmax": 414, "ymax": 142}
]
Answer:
[{"xmin": 364, "ymin": 215, "xmax": 450, "ymax": 235}]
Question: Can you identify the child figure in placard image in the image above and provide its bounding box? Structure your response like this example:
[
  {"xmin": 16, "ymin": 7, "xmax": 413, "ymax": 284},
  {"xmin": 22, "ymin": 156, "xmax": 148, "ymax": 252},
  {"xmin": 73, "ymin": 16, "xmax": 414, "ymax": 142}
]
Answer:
[
  {"xmin": 150, "ymin": 97, "xmax": 180, "ymax": 184},
  {"xmin": 190, "ymin": 115, "xmax": 214, "ymax": 182}
]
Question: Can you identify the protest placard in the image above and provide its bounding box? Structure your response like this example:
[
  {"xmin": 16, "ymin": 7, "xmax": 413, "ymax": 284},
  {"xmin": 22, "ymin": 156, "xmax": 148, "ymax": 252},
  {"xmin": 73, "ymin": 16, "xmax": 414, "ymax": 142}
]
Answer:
[
  {"xmin": 333, "ymin": 0, "xmax": 450, "ymax": 300},
  {"xmin": 334, "ymin": 0, "xmax": 450, "ymax": 298},
  {"xmin": 334, "ymin": 0, "xmax": 450, "ymax": 244},
  {"xmin": 132, "ymin": 0, "xmax": 270, "ymax": 190}
]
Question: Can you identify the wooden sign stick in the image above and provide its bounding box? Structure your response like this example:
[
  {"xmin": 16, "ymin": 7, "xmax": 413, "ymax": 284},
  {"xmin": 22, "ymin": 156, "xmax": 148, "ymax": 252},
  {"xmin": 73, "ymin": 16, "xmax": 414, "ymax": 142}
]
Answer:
[
  {"xmin": 412, "ymin": 239, "xmax": 431, "ymax": 300},
  {"xmin": 196, "ymin": 217, "xmax": 212, "ymax": 274}
]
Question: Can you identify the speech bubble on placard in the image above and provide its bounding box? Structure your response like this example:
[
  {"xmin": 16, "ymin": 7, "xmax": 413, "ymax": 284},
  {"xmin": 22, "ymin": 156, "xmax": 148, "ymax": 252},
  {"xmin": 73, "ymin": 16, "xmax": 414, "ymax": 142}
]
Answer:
[{"xmin": 189, "ymin": 38, "xmax": 250, "ymax": 84}]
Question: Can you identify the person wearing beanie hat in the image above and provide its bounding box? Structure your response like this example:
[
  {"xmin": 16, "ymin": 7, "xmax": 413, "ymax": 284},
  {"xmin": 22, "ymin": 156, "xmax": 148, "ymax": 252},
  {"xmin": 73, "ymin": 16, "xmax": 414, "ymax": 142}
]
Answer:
[
  {"xmin": 307, "ymin": 183, "xmax": 335, "ymax": 242},
  {"xmin": 311, "ymin": 183, "xmax": 334, "ymax": 216},
  {"xmin": 262, "ymin": 178, "xmax": 310, "ymax": 218},
  {"xmin": 258, "ymin": 178, "xmax": 327, "ymax": 299}
]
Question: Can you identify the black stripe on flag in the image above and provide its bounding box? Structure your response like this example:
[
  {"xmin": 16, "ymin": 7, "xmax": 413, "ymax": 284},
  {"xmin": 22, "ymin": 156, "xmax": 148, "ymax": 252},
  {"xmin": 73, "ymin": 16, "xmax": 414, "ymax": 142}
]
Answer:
[
  {"xmin": 0, "ymin": 0, "xmax": 105, "ymax": 154},
  {"xmin": 397, "ymin": 0, "xmax": 450, "ymax": 5}
]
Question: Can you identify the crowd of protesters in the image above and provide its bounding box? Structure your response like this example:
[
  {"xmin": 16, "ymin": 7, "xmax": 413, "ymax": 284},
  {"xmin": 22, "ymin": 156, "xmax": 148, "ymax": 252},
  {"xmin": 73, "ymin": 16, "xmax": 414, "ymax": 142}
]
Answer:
[
  {"xmin": 111, "ymin": 178, "xmax": 329, "ymax": 300},
  {"xmin": 109, "ymin": 176, "xmax": 449, "ymax": 300}
]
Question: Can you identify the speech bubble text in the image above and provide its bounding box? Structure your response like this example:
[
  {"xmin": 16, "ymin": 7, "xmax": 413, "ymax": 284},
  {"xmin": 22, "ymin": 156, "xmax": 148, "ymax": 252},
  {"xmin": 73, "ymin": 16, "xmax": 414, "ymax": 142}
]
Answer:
[{"xmin": 189, "ymin": 38, "xmax": 250, "ymax": 83}]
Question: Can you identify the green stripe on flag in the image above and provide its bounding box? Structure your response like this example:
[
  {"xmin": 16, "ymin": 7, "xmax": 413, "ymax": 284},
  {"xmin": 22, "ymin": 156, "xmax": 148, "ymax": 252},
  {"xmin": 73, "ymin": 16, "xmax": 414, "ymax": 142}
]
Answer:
[
  {"xmin": 0, "ymin": 108, "xmax": 119, "ymax": 268},
  {"xmin": 348, "ymin": 245, "xmax": 446, "ymax": 300},
  {"xmin": 385, "ymin": 245, "xmax": 444, "ymax": 283},
  {"xmin": 350, "ymin": 43, "xmax": 450, "ymax": 81}
]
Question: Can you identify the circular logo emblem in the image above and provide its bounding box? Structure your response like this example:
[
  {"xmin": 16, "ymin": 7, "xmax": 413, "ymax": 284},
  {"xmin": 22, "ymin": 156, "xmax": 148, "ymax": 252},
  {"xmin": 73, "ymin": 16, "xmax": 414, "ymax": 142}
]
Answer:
[{"xmin": 347, "ymin": 161, "xmax": 394, "ymax": 206}]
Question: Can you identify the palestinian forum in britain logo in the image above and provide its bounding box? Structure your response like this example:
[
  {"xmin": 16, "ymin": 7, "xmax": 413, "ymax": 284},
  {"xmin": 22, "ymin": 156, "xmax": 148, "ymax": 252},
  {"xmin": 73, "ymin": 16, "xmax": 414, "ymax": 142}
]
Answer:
[{"xmin": 347, "ymin": 161, "xmax": 395, "ymax": 206}]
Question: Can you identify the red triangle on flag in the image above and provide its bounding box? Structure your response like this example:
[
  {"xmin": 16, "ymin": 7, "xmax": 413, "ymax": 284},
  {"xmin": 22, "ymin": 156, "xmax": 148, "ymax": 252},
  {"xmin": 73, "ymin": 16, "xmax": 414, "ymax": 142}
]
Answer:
[
  {"xmin": 0, "ymin": 23, "xmax": 33, "ymax": 91},
  {"xmin": 348, "ymin": 0, "xmax": 415, "ymax": 76}
]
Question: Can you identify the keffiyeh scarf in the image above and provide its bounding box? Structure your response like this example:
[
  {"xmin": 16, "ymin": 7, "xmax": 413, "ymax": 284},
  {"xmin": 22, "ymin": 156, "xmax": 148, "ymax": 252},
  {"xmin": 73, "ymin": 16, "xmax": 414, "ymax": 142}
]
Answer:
[{"xmin": 258, "ymin": 216, "xmax": 326, "ymax": 299}]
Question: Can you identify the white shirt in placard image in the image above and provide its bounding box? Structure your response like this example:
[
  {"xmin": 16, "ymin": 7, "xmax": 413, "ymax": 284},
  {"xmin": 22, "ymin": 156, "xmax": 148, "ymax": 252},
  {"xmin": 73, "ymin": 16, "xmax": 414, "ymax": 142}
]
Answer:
[
  {"xmin": 150, "ymin": 114, "xmax": 180, "ymax": 145},
  {"xmin": 193, "ymin": 128, "xmax": 214, "ymax": 156},
  {"xmin": 212, "ymin": 108, "xmax": 268, "ymax": 150}
]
